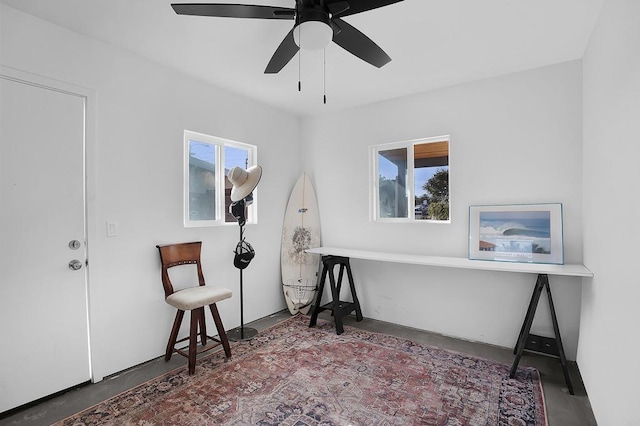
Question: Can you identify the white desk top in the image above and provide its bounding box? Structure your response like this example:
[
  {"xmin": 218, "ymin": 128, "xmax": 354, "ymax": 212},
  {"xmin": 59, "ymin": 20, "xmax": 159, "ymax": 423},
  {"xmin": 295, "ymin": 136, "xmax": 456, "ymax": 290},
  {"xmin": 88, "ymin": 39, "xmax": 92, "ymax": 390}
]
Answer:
[{"xmin": 306, "ymin": 247, "xmax": 593, "ymax": 278}]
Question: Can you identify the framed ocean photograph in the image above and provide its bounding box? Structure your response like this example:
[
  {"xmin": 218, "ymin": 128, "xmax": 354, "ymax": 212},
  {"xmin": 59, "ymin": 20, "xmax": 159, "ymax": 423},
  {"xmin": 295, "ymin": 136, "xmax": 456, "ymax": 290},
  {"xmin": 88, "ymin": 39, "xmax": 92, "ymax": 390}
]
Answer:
[{"xmin": 468, "ymin": 203, "xmax": 564, "ymax": 264}]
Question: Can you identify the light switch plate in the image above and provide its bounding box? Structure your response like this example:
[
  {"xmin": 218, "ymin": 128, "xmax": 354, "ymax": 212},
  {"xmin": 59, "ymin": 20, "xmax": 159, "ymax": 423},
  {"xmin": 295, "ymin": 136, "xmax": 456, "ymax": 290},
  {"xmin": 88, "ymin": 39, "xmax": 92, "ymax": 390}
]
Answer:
[{"xmin": 106, "ymin": 221, "xmax": 118, "ymax": 237}]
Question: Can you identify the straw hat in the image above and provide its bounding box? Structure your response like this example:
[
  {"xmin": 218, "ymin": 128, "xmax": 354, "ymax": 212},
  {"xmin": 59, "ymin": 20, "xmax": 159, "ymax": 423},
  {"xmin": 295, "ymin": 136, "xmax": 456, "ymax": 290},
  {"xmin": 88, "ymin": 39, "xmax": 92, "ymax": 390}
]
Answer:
[{"xmin": 228, "ymin": 165, "xmax": 262, "ymax": 201}]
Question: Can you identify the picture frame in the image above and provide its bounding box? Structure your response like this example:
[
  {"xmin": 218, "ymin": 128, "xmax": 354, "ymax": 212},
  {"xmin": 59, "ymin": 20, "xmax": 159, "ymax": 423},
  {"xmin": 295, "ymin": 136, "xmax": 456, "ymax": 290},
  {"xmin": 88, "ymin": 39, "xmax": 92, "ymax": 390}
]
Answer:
[{"xmin": 468, "ymin": 203, "xmax": 564, "ymax": 264}]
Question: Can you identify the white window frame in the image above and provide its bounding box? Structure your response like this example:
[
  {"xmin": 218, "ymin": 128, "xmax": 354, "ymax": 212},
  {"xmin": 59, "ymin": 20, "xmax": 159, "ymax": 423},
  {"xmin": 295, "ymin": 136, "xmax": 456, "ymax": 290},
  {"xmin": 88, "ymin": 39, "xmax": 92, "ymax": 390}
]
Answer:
[
  {"xmin": 370, "ymin": 135, "xmax": 450, "ymax": 223},
  {"xmin": 183, "ymin": 130, "xmax": 258, "ymax": 227}
]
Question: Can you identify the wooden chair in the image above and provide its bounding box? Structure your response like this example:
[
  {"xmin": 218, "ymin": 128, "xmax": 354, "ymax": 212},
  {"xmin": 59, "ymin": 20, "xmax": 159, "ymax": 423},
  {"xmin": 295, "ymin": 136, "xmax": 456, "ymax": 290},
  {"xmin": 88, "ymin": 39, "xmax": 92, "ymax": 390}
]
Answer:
[{"xmin": 156, "ymin": 241, "xmax": 232, "ymax": 374}]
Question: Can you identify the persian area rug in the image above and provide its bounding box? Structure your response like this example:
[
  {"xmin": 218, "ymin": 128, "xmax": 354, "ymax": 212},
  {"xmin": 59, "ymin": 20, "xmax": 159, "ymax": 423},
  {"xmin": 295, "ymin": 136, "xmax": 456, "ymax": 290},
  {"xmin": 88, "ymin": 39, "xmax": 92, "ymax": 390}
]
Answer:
[{"xmin": 57, "ymin": 315, "xmax": 547, "ymax": 425}]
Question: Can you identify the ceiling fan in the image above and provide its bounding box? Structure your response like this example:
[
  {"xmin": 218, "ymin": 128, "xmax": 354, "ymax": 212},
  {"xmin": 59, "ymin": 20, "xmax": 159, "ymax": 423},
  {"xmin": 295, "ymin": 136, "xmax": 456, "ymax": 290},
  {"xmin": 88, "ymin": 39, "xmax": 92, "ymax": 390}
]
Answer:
[{"xmin": 171, "ymin": 0, "xmax": 404, "ymax": 74}]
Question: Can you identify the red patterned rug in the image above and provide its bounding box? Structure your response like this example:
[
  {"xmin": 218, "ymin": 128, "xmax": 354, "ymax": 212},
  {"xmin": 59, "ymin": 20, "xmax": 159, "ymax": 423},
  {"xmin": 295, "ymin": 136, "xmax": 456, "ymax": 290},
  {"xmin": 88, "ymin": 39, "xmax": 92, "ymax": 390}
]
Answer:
[{"xmin": 57, "ymin": 315, "xmax": 547, "ymax": 425}]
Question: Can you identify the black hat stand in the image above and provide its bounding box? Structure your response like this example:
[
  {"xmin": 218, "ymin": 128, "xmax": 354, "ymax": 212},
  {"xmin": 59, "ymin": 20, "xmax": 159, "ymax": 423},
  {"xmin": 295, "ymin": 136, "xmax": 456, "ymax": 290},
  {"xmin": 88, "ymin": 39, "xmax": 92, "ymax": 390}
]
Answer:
[{"xmin": 227, "ymin": 200, "xmax": 258, "ymax": 341}]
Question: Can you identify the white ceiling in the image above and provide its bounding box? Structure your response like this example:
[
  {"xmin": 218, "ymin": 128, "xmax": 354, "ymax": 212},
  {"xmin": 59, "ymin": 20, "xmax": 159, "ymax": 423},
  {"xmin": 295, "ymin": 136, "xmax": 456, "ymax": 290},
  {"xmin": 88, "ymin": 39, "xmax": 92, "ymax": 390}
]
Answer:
[{"xmin": 1, "ymin": 0, "xmax": 603, "ymax": 117}]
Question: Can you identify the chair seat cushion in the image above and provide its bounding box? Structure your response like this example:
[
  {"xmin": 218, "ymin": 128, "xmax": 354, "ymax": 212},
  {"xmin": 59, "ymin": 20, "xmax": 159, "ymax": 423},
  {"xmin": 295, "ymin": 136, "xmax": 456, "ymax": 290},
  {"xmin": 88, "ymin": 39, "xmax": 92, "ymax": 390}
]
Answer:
[{"xmin": 165, "ymin": 286, "xmax": 232, "ymax": 310}]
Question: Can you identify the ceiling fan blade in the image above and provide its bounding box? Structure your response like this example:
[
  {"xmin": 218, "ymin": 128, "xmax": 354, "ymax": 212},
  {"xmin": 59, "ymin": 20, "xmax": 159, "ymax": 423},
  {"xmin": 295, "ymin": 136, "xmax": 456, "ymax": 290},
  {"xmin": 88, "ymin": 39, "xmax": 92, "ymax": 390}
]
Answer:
[
  {"xmin": 171, "ymin": 3, "xmax": 295, "ymax": 20},
  {"xmin": 326, "ymin": 1, "xmax": 350, "ymax": 16},
  {"xmin": 328, "ymin": 0, "xmax": 403, "ymax": 18},
  {"xmin": 264, "ymin": 28, "xmax": 300, "ymax": 74},
  {"xmin": 331, "ymin": 18, "xmax": 391, "ymax": 68}
]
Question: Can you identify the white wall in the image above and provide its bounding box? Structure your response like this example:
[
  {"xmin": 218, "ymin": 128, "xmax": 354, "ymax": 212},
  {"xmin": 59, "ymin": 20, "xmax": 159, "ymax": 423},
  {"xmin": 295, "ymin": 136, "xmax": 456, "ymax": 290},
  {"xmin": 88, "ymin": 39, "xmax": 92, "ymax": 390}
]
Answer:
[
  {"xmin": 580, "ymin": 0, "xmax": 640, "ymax": 424},
  {"xmin": 1, "ymin": 5, "xmax": 298, "ymax": 380},
  {"xmin": 302, "ymin": 61, "xmax": 585, "ymax": 359}
]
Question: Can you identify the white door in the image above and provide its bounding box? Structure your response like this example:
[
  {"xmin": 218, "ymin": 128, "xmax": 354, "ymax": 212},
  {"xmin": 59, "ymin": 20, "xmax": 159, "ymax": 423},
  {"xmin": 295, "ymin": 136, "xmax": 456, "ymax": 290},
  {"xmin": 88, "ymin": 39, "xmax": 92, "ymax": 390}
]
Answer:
[{"xmin": 0, "ymin": 73, "xmax": 91, "ymax": 413}]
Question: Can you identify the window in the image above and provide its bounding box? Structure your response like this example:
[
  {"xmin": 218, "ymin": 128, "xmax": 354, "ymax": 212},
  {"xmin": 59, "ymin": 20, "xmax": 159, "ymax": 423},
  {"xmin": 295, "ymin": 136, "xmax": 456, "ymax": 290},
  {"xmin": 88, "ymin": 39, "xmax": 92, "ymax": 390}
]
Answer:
[
  {"xmin": 184, "ymin": 130, "xmax": 257, "ymax": 227},
  {"xmin": 371, "ymin": 136, "xmax": 450, "ymax": 222}
]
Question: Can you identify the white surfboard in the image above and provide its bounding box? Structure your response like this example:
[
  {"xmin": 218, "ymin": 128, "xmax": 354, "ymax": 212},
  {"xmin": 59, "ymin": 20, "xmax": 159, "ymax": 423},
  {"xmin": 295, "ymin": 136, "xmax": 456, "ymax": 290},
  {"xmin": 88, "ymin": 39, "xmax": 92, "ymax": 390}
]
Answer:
[{"xmin": 281, "ymin": 173, "xmax": 321, "ymax": 315}]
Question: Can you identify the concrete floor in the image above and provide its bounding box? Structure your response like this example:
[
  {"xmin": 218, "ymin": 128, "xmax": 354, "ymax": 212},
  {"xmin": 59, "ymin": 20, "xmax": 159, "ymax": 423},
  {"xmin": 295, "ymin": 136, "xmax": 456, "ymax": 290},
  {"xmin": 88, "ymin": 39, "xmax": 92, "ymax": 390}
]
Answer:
[{"xmin": 0, "ymin": 311, "xmax": 597, "ymax": 425}]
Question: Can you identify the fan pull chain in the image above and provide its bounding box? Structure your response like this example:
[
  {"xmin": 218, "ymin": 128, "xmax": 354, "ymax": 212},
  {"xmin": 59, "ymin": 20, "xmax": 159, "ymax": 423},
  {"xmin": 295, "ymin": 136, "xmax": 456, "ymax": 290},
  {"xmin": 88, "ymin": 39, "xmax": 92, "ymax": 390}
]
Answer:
[
  {"xmin": 298, "ymin": 26, "xmax": 302, "ymax": 92},
  {"xmin": 298, "ymin": 52, "xmax": 301, "ymax": 92},
  {"xmin": 323, "ymin": 49, "xmax": 327, "ymax": 104}
]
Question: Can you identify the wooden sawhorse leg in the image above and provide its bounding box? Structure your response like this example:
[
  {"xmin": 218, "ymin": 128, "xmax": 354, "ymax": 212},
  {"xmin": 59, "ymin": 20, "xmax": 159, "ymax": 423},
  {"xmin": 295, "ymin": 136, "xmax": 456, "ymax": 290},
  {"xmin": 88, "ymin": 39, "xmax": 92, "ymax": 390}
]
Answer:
[
  {"xmin": 510, "ymin": 274, "xmax": 574, "ymax": 395},
  {"xmin": 309, "ymin": 255, "xmax": 363, "ymax": 334}
]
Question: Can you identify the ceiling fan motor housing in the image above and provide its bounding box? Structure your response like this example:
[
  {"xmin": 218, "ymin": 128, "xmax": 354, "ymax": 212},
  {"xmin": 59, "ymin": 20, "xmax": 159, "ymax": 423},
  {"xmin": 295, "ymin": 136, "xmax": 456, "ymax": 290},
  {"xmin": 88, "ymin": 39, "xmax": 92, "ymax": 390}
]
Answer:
[{"xmin": 293, "ymin": 3, "xmax": 333, "ymax": 50}]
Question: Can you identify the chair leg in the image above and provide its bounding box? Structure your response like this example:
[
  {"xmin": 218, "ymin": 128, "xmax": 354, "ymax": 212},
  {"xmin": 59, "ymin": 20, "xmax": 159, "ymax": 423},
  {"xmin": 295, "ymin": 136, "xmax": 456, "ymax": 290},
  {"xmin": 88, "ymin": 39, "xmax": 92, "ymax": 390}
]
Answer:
[
  {"xmin": 166, "ymin": 310, "xmax": 184, "ymax": 362},
  {"xmin": 188, "ymin": 309, "xmax": 200, "ymax": 375},
  {"xmin": 209, "ymin": 303, "xmax": 231, "ymax": 358},
  {"xmin": 198, "ymin": 307, "xmax": 207, "ymax": 346}
]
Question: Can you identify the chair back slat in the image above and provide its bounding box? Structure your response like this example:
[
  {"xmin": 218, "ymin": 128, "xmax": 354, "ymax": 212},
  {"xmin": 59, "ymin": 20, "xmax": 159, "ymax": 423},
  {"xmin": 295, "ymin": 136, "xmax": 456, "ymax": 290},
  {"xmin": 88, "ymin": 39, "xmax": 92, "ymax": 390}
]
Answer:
[{"xmin": 157, "ymin": 241, "xmax": 205, "ymax": 298}]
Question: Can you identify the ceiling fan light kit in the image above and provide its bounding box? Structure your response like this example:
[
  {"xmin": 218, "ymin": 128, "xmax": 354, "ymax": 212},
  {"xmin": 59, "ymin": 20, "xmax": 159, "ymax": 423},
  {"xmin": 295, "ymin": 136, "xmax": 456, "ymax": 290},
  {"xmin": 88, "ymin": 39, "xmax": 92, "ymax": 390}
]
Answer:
[{"xmin": 294, "ymin": 20, "xmax": 332, "ymax": 51}]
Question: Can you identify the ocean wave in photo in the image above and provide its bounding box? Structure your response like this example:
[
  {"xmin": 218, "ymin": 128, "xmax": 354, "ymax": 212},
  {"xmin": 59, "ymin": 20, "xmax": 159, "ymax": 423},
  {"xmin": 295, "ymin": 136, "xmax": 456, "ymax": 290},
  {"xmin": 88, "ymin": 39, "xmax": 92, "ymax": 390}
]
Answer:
[{"xmin": 478, "ymin": 211, "xmax": 552, "ymax": 254}]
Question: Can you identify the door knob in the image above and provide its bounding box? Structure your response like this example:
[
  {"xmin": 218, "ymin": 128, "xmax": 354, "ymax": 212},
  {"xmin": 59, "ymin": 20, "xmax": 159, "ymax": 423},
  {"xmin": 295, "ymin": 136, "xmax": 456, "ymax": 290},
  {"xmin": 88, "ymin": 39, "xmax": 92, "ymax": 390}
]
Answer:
[{"xmin": 68, "ymin": 259, "xmax": 83, "ymax": 270}]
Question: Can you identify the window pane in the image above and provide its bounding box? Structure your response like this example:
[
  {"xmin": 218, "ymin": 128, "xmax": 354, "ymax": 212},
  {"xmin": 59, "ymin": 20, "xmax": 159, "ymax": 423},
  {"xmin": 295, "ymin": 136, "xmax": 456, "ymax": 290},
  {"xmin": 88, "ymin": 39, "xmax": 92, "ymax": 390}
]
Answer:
[
  {"xmin": 184, "ymin": 131, "xmax": 258, "ymax": 227},
  {"xmin": 378, "ymin": 148, "xmax": 408, "ymax": 218},
  {"xmin": 188, "ymin": 141, "xmax": 216, "ymax": 221},
  {"xmin": 224, "ymin": 145, "xmax": 249, "ymax": 222},
  {"xmin": 414, "ymin": 141, "xmax": 449, "ymax": 221}
]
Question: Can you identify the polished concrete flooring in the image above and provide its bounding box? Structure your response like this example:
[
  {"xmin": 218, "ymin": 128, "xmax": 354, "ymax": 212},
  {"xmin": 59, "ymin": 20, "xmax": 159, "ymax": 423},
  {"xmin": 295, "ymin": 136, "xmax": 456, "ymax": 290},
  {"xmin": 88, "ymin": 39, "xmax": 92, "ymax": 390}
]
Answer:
[{"xmin": 0, "ymin": 311, "xmax": 597, "ymax": 425}]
